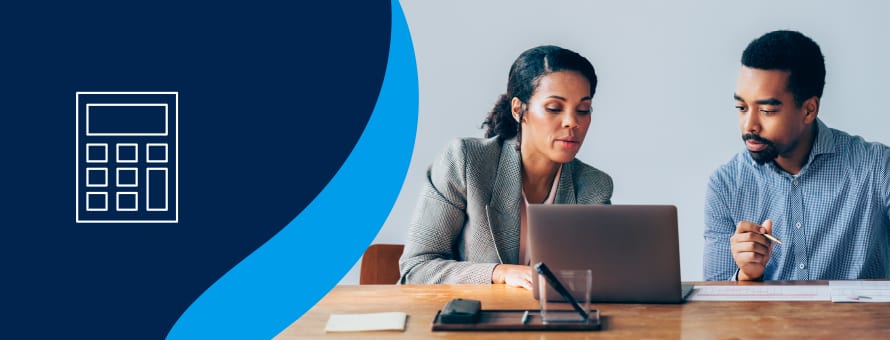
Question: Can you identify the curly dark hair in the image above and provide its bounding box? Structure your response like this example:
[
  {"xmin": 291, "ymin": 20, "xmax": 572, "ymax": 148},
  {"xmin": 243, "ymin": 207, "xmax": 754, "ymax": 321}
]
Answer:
[
  {"xmin": 481, "ymin": 45, "xmax": 597, "ymax": 146},
  {"xmin": 742, "ymin": 30, "xmax": 826, "ymax": 107}
]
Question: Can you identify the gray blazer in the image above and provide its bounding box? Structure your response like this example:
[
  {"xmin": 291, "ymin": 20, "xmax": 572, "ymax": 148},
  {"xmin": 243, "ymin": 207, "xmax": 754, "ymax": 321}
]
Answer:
[{"xmin": 399, "ymin": 136, "xmax": 613, "ymax": 284}]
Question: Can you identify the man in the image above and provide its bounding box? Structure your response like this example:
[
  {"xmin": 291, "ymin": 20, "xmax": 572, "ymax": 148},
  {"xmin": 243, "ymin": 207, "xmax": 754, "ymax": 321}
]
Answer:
[{"xmin": 703, "ymin": 30, "xmax": 890, "ymax": 281}]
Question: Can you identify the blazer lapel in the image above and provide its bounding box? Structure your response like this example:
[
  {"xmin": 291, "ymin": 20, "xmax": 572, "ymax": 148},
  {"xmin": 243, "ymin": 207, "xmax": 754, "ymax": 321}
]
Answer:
[
  {"xmin": 486, "ymin": 139, "xmax": 522, "ymax": 265},
  {"xmin": 553, "ymin": 161, "xmax": 577, "ymax": 204}
]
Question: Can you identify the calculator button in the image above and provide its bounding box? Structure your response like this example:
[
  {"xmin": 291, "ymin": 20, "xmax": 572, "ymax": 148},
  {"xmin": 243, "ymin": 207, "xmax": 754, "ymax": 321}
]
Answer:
[
  {"xmin": 146, "ymin": 143, "xmax": 168, "ymax": 163},
  {"xmin": 116, "ymin": 192, "xmax": 138, "ymax": 211},
  {"xmin": 146, "ymin": 168, "xmax": 168, "ymax": 211},
  {"xmin": 86, "ymin": 143, "xmax": 108, "ymax": 163},
  {"xmin": 86, "ymin": 168, "xmax": 108, "ymax": 187},
  {"xmin": 86, "ymin": 192, "xmax": 108, "ymax": 211},
  {"xmin": 116, "ymin": 143, "xmax": 138, "ymax": 163},
  {"xmin": 116, "ymin": 168, "xmax": 138, "ymax": 187}
]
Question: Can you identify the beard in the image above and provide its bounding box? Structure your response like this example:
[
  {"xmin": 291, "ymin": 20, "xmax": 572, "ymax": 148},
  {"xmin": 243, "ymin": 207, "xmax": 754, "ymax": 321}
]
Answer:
[{"xmin": 742, "ymin": 133, "xmax": 779, "ymax": 165}]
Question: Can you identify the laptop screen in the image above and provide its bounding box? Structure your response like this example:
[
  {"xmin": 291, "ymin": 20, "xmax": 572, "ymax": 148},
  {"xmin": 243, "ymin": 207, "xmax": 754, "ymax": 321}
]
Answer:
[{"xmin": 527, "ymin": 204, "xmax": 685, "ymax": 303}]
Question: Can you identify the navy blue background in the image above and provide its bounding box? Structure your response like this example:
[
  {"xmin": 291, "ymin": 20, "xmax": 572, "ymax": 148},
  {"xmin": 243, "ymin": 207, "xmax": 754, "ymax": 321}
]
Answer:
[{"xmin": 1, "ymin": 1, "xmax": 390, "ymax": 338}]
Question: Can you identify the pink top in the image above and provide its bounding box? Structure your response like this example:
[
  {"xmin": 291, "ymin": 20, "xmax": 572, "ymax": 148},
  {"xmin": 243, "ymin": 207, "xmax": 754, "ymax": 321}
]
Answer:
[{"xmin": 518, "ymin": 164, "xmax": 562, "ymax": 266}]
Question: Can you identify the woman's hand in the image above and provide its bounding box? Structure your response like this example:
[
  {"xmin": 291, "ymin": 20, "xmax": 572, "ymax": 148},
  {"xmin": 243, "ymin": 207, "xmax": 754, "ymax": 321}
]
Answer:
[{"xmin": 492, "ymin": 264, "xmax": 534, "ymax": 290}]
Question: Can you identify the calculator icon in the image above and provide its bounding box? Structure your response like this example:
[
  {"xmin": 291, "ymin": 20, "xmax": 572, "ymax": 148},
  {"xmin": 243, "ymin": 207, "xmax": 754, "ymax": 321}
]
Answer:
[{"xmin": 76, "ymin": 92, "xmax": 178, "ymax": 223}]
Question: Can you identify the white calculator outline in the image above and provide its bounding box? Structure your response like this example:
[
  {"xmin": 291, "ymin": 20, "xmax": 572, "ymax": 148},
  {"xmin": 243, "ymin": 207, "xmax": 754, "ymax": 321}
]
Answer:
[{"xmin": 76, "ymin": 91, "xmax": 179, "ymax": 223}]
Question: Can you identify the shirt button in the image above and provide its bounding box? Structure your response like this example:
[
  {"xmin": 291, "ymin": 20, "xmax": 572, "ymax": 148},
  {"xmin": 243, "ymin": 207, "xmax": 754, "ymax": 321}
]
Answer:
[
  {"xmin": 799, "ymin": 263, "xmax": 806, "ymax": 269},
  {"xmin": 792, "ymin": 179, "xmax": 799, "ymax": 186},
  {"xmin": 795, "ymin": 222, "xmax": 802, "ymax": 229}
]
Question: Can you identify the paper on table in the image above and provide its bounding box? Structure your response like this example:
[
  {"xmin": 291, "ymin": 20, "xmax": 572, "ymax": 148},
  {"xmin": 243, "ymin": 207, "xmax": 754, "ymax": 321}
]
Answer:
[
  {"xmin": 829, "ymin": 281, "xmax": 890, "ymax": 303},
  {"xmin": 689, "ymin": 285, "xmax": 830, "ymax": 301},
  {"xmin": 325, "ymin": 312, "xmax": 407, "ymax": 332}
]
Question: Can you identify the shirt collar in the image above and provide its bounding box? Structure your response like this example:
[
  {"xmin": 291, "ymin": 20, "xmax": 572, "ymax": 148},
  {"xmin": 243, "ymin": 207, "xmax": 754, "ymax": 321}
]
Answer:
[{"xmin": 808, "ymin": 118, "xmax": 836, "ymax": 159}]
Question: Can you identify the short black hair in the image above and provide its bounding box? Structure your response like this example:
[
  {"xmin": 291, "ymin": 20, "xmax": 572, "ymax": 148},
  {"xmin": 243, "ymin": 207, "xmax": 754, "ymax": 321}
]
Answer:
[{"xmin": 741, "ymin": 30, "xmax": 825, "ymax": 107}]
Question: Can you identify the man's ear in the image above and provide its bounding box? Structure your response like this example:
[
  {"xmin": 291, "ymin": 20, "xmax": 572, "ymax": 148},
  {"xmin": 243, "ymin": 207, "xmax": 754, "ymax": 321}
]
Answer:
[
  {"xmin": 803, "ymin": 96, "xmax": 819, "ymax": 124},
  {"xmin": 511, "ymin": 97, "xmax": 522, "ymax": 122}
]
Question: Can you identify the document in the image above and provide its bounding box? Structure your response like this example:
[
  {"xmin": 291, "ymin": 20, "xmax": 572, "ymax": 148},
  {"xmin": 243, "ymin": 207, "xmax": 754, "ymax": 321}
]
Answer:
[
  {"xmin": 829, "ymin": 281, "xmax": 890, "ymax": 303},
  {"xmin": 689, "ymin": 285, "xmax": 830, "ymax": 301},
  {"xmin": 325, "ymin": 312, "xmax": 407, "ymax": 332}
]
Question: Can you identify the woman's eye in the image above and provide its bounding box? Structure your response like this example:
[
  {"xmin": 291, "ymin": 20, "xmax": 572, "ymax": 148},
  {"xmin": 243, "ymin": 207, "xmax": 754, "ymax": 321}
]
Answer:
[{"xmin": 545, "ymin": 107, "xmax": 561, "ymax": 113}]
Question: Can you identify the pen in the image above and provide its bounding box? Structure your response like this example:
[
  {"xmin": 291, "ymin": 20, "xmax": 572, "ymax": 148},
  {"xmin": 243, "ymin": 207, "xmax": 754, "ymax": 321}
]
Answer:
[
  {"xmin": 534, "ymin": 262, "xmax": 589, "ymax": 321},
  {"xmin": 520, "ymin": 310, "xmax": 530, "ymax": 324},
  {"xmin": 763, "ymin": 233, "xmax": 783, "ymax": 245},
  {"xmin": 849, "ymin": 295, "xmax": 872, "ymax": 301}
]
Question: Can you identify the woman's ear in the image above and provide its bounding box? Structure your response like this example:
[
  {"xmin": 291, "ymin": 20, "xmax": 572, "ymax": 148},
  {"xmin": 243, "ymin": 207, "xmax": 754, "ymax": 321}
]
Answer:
[{"xmin": 511, "ymin": 97, "xmax": 522, "ymax": 122}]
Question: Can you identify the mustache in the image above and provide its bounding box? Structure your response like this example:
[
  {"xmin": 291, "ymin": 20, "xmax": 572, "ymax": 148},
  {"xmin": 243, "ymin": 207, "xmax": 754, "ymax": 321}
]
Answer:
[{"xmin": 742, "ymin": 133, "xmax": 774, "ymax": 145}]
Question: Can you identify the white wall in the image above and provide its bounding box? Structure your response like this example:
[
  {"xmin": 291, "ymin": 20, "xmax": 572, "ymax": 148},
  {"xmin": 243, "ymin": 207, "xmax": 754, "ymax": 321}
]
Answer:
[{"xmin": 341, "ymin": 0, "xmax": 890, "ymax": 284}]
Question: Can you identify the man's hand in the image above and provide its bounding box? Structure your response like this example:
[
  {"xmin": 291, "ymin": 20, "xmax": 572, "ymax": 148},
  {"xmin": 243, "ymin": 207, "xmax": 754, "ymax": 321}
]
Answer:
[{"xmin": 730, "ymin": 219, "xmax": 775, "ymax": 280}]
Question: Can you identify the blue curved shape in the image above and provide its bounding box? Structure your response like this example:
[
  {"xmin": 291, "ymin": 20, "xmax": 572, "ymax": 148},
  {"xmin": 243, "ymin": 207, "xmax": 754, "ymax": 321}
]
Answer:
[{"xmin": 167, "ymin": 0, "xmax": 417, "ymax": 338}]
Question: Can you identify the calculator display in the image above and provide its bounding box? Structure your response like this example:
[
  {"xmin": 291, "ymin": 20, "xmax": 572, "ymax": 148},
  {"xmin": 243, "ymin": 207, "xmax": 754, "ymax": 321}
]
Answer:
[{"xmin": 87, "ymin": 104, "xmax": 168, "ymax": 135}]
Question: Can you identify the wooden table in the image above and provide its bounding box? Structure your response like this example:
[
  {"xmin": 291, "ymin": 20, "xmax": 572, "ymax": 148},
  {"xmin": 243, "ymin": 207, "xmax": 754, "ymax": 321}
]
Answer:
[{"xmin": 276, "ymin": 281, "xmax": 890, "ymax": 338}]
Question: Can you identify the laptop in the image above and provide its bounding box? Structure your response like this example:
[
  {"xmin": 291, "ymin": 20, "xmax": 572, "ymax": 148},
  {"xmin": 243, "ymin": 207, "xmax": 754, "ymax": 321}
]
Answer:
[{"xmin": 528, "ymin": 204, "xmax": 693, "ymax": 303}]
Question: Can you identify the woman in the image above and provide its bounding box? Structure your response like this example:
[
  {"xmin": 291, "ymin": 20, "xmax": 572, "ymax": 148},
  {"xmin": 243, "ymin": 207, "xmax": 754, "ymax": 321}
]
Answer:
[{"xmin": 399, "ymin": 45, "xmax": 612, "ymax": 290}]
